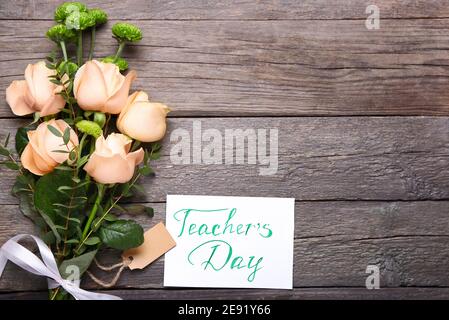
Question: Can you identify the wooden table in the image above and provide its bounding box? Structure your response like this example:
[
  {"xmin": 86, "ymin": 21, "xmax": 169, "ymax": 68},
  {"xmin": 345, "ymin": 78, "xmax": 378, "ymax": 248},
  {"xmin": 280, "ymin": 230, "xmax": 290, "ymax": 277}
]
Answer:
[{"xmin": 1, "ymin": 0, "xmax": 449, "ymax": 300}]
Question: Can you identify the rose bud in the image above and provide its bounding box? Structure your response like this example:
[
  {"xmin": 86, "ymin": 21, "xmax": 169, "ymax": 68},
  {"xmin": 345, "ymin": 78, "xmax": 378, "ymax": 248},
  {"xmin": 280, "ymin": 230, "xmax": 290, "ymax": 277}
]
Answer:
[
  {"xmin": 21, "ymin": 119, "xmax": 79, "ymax": 176},
  {"xmin": 84, "ymin": 133, "xmax": 144, "ymax": 184},
  {"xmin": 6, "ymin": 61, "xmax": 66, "ymax": 117},
  {"xmin": 73, "ymin": 60, "xmax": 136, "ymax": 114},
  {"xmin": 117, "ymin": 91, "xmax": 170, "ymax": 142}
]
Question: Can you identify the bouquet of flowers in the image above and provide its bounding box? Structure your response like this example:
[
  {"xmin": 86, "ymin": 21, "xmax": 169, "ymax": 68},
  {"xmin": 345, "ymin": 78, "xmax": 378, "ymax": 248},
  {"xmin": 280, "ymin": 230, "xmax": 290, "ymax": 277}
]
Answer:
[{"xmin": 0, "ymin": 2, "xmax": 169, "ymax": 299}]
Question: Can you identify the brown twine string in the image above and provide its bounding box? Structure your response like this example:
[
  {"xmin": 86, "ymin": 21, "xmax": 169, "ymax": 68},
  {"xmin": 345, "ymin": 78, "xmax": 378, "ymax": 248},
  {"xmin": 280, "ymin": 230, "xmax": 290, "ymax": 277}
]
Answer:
[
  {"xmin": 86, "ymin": 257, "xmax": 132, "ymax": 288},
  {"xmin": 93, "ymin": 257, "xmax": 124, "ymax": 271}
]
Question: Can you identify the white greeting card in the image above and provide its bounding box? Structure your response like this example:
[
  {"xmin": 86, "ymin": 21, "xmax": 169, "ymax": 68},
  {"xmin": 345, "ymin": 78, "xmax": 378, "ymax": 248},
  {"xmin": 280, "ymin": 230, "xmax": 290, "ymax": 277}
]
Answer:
[{"xmin": 163, "ymin": 195, "xmax": 295, "ymax": 289}]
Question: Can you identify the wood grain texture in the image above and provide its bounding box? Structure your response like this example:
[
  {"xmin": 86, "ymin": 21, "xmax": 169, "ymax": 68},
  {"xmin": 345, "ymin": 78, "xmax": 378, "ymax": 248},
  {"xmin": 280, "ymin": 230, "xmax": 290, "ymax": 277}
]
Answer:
[
  {"xmin": 3, "ymin": 287, "xmax": 449, "ymax": 300},
  {"xmin": 2, "ymin": 0, "xmax": 449, "ymax": 20},
  {"xmin": 3, "ymin": 19, "xmax": 449, "ymax": 116},
  {"xmin": 2, "ymin": 0, "xmax": 449, "ymax": 300},
  {"xmin": 1, "ymin": 200, "xmax": 449, "ymax": 291},
  {"xmin": 2, "ymin": 117, "xmax": 449, "ymax": 204}
]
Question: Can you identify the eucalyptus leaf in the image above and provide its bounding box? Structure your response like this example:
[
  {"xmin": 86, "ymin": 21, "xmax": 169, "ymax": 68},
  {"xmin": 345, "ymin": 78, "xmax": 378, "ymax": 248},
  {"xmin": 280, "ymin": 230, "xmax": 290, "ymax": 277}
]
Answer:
[
  {"xmin": 63, "ymin": 127, "xmax": 71, "ymax": 145},
  {"xmin": 138, "ymin": 166, "xmax": 153, "ymax": 176},
  {"xmin": 0, "ymin": 145, "xmax": 9, "ymax": 157},
  {"xmin": 4, "ymin": 161, "xmax": 19, "ymax": 170},
  {"xmin": 84, "ymin": 237, "xmax": 101, "ymax": 246},
  {"xmin": 59, "ymin": 250, "xmax": 97, "ymax": 280},
  {"xmin": 47, "ymin": 124, "xmax": 62, "ymax": 137},
  {"xmin": 99, "ymin": 220, "xmax": 144, "ymax": 250},
  {"xmin": 4, "ymin": 133, "xmax": 10, "ymax": 147},
  {"xmin": 15, "ymin": 127, "xmax": 30, "ymax": 156}
]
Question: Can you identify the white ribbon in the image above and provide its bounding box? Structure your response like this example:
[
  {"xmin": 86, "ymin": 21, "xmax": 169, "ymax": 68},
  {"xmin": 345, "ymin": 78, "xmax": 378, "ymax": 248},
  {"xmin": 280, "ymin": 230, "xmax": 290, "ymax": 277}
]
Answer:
[{"xmin": 0, "ymin": 234, "xmax": 121, "ymax": 300}]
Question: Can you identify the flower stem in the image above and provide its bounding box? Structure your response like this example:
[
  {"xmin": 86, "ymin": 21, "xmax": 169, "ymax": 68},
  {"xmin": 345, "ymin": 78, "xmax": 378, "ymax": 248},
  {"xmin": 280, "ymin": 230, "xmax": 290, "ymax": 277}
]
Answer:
[
  {"xmin": 88, "ymin": 27, "xmax": 96, "ymax": 60},
  {"xmin": 76, "ymin": 173, "xmax": 141, "ymax": 254},
  {"xmin": 77, "ymin": 31, "xmax": 83, "ymax": 66},
  {"xmin": 49, "ymin": 287, "xmax": 60, "ymax": 300},
  {"xmin": 114, "ymin": 41, "xmax": 125, "ymax": 62},
  {"xmin": 80, "ymin": 184, "xmax": 104, "ymax": 241},
  {"xmin": 60, "ymin": 41, "xmax": 68, "ymax": 62}
]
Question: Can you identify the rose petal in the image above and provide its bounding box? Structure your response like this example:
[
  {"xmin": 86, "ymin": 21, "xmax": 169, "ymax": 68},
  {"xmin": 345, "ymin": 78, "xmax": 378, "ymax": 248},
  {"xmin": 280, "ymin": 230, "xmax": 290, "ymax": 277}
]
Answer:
[
  {"xmin": 39, "ymin": 92, "xmax": 66, "ymax": 117},
  {"xmin": 21, "ymin": 144, "xmax": 47, "ymax": 176},
  {"xmin": 74, "ymin": 60, "xmax": 109, "ymax": 111},
  {"xmin": 103, "ymin": 70, "xmax": 136, "ymax": 114},
  {"xmin": 118, "ymin": 101, "xmax": 168, "ymax": 142},
  {"xmin": 25, "ymin": 61, "xmax": 56, "ymax": 109},
  {"xmin": 84, "ymin": 153, "xmax": 135, "ymax": 184},
  {"xmin": 126, "ymin": 147, "xmax": 144, "ymax": 166},
  {"xmin": 5, "ymin": 80, "xmax": 36, "ymax": 116}
]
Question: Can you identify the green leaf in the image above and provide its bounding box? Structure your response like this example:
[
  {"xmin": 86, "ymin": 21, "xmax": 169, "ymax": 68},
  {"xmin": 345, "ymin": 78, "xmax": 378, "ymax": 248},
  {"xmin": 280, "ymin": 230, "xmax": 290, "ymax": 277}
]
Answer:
[
  {"xmin": 99, "ymin": 220, "xmax": 144, "ymax": 250},
  {"xmin": 84, "ymin": 237, "xmax": 101, "ymax": 246},
  {"xmin": 47, "ymin": 124, "xmax": 62, "ymax": 137},
  {"xmin": 38, "ymin": 209, "xmax": 62, "ymax": 243},
  {"xmin": 131, "ymin": 184, "xmax": 145, "ymax": 195},
  {"xmin": 17, "ymin": 193, "xmax": 39, "ymax": 222},
  {"xmin": 41, "ymin": 231, "xmax": 56, "ymax": 245},
  {"xmin": 0, "ymin": 145, "xmax": 10, "ymax": 157},
  {"xmin": 150, "ymin": 151, "xmax": 161, "ymax": 160},
  {"xmin": 123, "ymin": 204, "xmax": 154, "ymax": 217},
  {"xmin": 55, "ymin": 165, "xmax": 74, "ymax": 171},
  {"xmin": 65, "ymin": 239, "xmax": 79, "ymax": 244},
  {"xmin": 4, "ymin": 161, "xmax": 19, "ymax": 170},
  {"xmin": 138, "ymin": 165, "xmax": 153, "ymax": 176},
  {"xmin": 104, "ymin": 213, "xmax": 118, "ymax": 222},
  {"xmin": 145, "ymin": 206, "xmax": 154, "ymax": 218},
  {"xmin": 69, "ymin": 150, "xmax": 77, "ymax": 161},
  {"xmin": 4, "ymin": 133, "xmax": 10, "ymax": 147},
  {"xmin": 35, "ymin": 170, "xmax": 73, "ymax": 221},
  {"xmin": 143, "ymin": 149, "xmax": 149, "ymax": 165},
  {"xmin": 63, "ymin": 127, "xmax": 71, "ymax": 145},
  {"xmin": 34, "ymin": 169, "xmax": 86, "ymax": 239},
  {"xmin": 59, "ymin": 250, "xmax": 97, "ymax": 280},
  {"xmin": 52, "ymin": 150, "xmax": 70, "ymax": 154}
]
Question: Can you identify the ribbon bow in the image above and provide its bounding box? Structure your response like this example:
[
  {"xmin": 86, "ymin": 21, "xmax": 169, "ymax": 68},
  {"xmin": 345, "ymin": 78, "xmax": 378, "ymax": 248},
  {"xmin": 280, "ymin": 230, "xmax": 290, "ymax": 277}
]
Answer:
[{"xmin": 0, "ymin": 234, "xmax": 121, "ymax": 300}]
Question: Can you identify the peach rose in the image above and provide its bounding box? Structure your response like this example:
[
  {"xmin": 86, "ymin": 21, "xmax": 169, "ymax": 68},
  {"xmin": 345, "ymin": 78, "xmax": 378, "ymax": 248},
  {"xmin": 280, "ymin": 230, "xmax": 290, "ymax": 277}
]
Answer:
[
  {"xmin": 74, "ymin": 60, "xmax": 136, "ymax": 114},
  {"xmin": 117, "ymin": 91, "xmax": 169, "ymax": 142},
  {"xmin": 21, "ymin": 119, "xmax": 79, "ymax": 176},
  {"xmin": 6, "ymin": 61, "xmax": 65, "ymax": 117},
  {"xmin": 84, "ymin": 133, "xmax": 144, "ymax": 184}
]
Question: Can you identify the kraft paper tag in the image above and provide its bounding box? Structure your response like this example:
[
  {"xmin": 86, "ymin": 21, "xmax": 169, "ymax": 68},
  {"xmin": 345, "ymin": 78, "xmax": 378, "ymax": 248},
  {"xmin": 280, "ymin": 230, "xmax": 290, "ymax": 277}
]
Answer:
[{"xmin": 122, "ymin": 222, "xmax": 176, "ymax": 270}]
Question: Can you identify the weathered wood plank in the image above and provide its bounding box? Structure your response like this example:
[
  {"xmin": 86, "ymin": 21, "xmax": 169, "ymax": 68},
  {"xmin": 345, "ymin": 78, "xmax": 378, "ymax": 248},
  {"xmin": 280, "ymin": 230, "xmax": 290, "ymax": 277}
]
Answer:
[
  {"xmin": 2, "ymin": 287, "xmax": 449, "ymax": 300},
  {"xmin": 1, "ymin": 200, "xmax": 449, "ymax": 291},
  {"xmin": 2, "ymin": 117, "xmax": 449, "ymax": 203},
  {"xmin": 3, "ymin": 19, "xmax": 449, "ymax": 116},
  {"xmin": 2, "ymin": 0, "xmax": 449, "ymax": 20}
]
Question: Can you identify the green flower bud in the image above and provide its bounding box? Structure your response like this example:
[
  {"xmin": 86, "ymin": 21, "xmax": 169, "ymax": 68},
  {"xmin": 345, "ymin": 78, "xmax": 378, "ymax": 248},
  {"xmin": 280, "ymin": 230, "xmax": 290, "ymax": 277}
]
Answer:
[
  {"xmin": 88, "ymin": 8, "xmax": 108, "ymax": 26},
  {"xmin": 54, "ymin": 2, "xmax": 87, "ymax": 23},
  {"xmin": 101, "ymin": 55, "xmax": 129, "ymax": 71},
  {"xmin": 66, "ymin": 11, "xmax": 95, "ymax": 31},
  {"xmin": 58, "ymin": 61, "xmax": 78, "ymax": 76},
  {"xmin": 112, "ymin": 22, "xmax": 142, "ymax": 42},
  {"xmin": 46, "ymin": 24, "xmax": 77, "ymax": 43},
  {"xmin": 76, "ymin": 120, "xmax": 102, "ymax": 138},
  {"xmin": 93, "ymin": 112, "xmax": 106, "ymax": 128}
]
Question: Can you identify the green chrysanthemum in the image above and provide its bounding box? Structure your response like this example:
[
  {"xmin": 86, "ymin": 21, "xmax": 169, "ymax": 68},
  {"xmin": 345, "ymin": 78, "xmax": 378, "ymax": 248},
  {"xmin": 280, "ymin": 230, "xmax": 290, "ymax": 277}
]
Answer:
[
  {"xmin": 58, "ymin": 61, "xmax": 78, "ymax": 76},
  {"xmin": 88, "ymin": 8, "xmax": 108, "ymax": 26},
  {"xmin": 102, "ymin": 55, "xmax": 129, "ymax": 71},
  {"xmin": 112, "ymin": 22, "xmax": 143, "ymax": 42},
  {"xmin": 46, "ymin": 24, "xmax": 77, "ymax": 43},
  {"xmin": 54, "ymin": 2, "xmax": 87, "ymax": 23},
  {"xmin": 66, "ymin": 11, "xmax": 95, "ymax": 31},
  {"xmin": 76, "ymin": 120, "xmax": 102, "ymax": 138}
]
